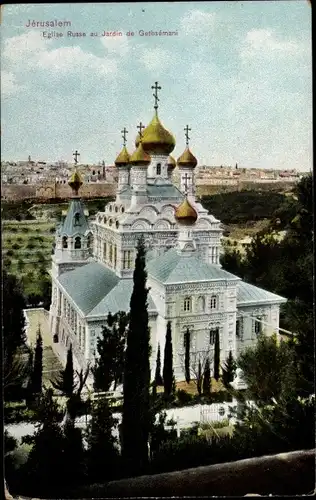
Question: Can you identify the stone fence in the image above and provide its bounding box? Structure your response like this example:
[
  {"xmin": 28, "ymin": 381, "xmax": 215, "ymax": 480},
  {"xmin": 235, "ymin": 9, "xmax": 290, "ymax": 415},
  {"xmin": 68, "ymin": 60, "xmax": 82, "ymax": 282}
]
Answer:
[{"xmin": 2, "ymin": 181, "xmax": 116, "ymax": 201}]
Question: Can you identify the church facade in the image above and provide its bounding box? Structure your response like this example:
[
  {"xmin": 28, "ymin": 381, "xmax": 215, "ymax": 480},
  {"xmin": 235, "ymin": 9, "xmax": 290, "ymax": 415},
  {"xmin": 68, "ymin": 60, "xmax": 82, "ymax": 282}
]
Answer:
[{"xmin": 49, "ymin": 83, "xmax": 286, "ymax": 385}]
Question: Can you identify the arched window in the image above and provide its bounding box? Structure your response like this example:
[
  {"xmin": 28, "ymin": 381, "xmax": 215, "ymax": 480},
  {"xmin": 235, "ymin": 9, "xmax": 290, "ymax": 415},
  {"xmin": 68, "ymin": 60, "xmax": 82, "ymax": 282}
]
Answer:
[
  {"xmin": 74, "ymin": 212, "xmax": 80, "ymax": 226},
  {"xmin": 210, "ymin": 295, "xmax": 218, "ymax": 309},
  {"xmin": 53, "ymin": 334, "xmax": 59, "ymax": 343},
  {"xmin": 92, "ymin": 170, "xmax": 95, "ymax": 175},
  {"xmin": 62, "ymin": 236, "xmax": 68, "ymax": 248},
  {"xmin": 183, "ymin": 297, "xmax": 192, "ymax": 312},
  {"xmin": 87, "ymin": 234, "xmax": 92, "ymax": 249},
  {"xmin": 74, "ymin": 236, "xmax": 81, "ymax": 249},
  {"xmin": 209, "ymin": 327, "xmax": 219, "ymax": 345},
  {"xmin": 156, "ymin": 163, "xmax": 161, "ymax": 175}
]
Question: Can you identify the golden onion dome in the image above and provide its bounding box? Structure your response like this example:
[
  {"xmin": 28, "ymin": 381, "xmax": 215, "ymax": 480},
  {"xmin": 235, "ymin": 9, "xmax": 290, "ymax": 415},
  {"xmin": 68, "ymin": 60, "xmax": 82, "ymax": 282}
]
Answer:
[
  {"xmin": 167, "ymin": 155, "xmax": 176, "ymax": 170},
  {"xmin": 177, "ymin": 147, "xmax": 198, "ymax": 168},
  {"xmin": 115, "ymin": 146, "xmax": 130, "ymax": 167},
  {"xmin": 135, "ymin": 112, "xmax": 175, "ymax": 155},
  {"xmin": 175, "ymin": 197, "xmax": 198, "ymax": 226},
  {"xmin": 68, "ymin": 169, "xmax": 83, "ymax": 195},
  {"xmin": 130, "ymin": 142, "xmax": 151, "ymax": 167}
]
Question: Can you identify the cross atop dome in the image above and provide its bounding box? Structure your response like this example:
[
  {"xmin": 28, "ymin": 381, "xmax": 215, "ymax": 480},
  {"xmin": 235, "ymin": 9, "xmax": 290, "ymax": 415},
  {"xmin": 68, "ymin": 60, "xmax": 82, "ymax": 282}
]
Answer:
[
  {"xmin": 137, "ymin": 121, "xmax": 146, "ymax": 140},
  {"xmin": 184, "ymin": 125, "xmax": 191, "ymax": 146},
  {"xmin": 121, "ymin": 127, "xmax": 128, "ymax": 146},
  {"xmin": 151, "ymin": 81, "xmax": 161, "ymax": 111},
  {"xmin": 73, "ymin": 150, "xmax": 80, "ymax": 164}
]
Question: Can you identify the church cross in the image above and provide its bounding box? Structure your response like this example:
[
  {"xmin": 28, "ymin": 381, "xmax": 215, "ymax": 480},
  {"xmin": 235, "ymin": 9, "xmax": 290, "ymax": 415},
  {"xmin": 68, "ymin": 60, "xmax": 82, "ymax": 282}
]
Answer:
[
  {"xmin": 73, "ymin": 150, "xmax": 80, "ymax": 164},
  {"xmin": 137, "ymin": 121, "xmax": 145, "ymax": 139},
  {"xmin": 121, "ymin": 127, "xmax": 128, "ymax": 146},
  {"xmin": 184, "ymin": 125, "xmax": 191, "ymax": 146},
  {"xmin": 151, "ymin": 81, "xmax": 161, "ymax": 110},
  {"xmin": 183, "ymin": 173, "xmax": 191, "ymax": 193}
]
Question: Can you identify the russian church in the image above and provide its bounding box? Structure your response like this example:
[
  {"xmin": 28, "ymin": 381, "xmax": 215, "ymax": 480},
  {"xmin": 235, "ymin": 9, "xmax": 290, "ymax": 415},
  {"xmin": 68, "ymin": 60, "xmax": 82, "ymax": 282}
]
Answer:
[{"xmin": 49, "ymin": 82, "xmax": 286, "ymax": 386}]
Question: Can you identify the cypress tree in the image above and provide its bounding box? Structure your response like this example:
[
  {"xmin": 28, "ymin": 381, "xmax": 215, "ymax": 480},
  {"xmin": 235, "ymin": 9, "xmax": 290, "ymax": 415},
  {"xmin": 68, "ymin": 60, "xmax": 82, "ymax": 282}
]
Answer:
[
  {"xmin": 163, "ymin": 321, "xmax": 174, "ymax": 397},
  {"xmin": 202, "ymin": 357, "xmax": 211, "ymax": 396},
  {"xmin": 51, "ymin": 344, "xmax": 76, "ymax": 397},
  {"xmin": 154, "ymin": 343, "xmax": 163, "ymax": 386},
  {"xmin": 214, "ymin": 329, "xmax": 220, "ymax": 381},
  {"xmin": 221, "ymin": 350, "xmax": 237, "ymax": 388},
  {"xmin": 184, "ymin": 328, "xmax": 191, "ymax": 384},
  {"xmin": 197, "ymin": 360, "xmax": 202, "ymax": 396},
  {"xmin": 32, "ymin": 326, "xmax": 43, "ymax": 395},
  {"xmin": 122, "ymin": 235, "xmax": 151, "ymax": 476}
]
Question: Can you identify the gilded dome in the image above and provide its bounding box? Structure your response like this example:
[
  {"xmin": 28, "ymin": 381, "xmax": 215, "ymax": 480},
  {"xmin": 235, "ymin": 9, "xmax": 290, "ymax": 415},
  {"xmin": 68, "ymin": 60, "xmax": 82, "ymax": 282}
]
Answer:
[
  {"xmin": 167, "ymin": 155, "xmax": 176, "ymax": 169},
  {"xmin": 68, "ymin": 169, "xmax": 83, "ymax": 195},
  {"xmin": 135, "ymin": 112, "xmax": 175, "ymax": 155},
  {"xmin": 115, "ymin": 146, "xmax": 130, "ymax": 167},
  {"xmin": 177, "ymin": 147, "xmax": 198, "ymax": 168},
  {"xmin": 175, "ymin": 197, "xmax": 198, "ymax": 226},
  {"xmin": 130, "ymin": 142, "xmax": 151, "ymax": 167}
]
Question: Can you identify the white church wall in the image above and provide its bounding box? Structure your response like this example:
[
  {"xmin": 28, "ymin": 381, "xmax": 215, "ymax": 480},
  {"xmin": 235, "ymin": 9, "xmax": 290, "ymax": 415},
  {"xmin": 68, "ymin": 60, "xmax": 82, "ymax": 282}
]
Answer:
[{"xmin": 236, "ymin": 304, "xmax": 282, "ymax": 357}]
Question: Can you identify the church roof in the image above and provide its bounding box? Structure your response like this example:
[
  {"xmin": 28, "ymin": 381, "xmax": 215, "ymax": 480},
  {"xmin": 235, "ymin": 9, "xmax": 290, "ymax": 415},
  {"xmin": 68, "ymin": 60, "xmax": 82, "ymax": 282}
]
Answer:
[
  {"xmin": 87, "ymin": 279, "xmax": 157, "ymax": 317},
  {"xmin": 237, "ymin": 281, "xmax": 287, "ymax": 306},
  {"xmin": 147, "ymin": 183, "xmax": 184, "ymax": 200},
  {"xmin": 59, "ymin": 198, "xmax": 90, "ymax": 237},
  {"xmin": 59, "ymin": 263, "xmax": 119, "ymax": 314},
  {"xmin": 147, "ymin": 249, "xmax": 240, "ymax": 284},
  {"xmin": 58, "ymin": 262, "xmax": 157, "ymax": 317}
]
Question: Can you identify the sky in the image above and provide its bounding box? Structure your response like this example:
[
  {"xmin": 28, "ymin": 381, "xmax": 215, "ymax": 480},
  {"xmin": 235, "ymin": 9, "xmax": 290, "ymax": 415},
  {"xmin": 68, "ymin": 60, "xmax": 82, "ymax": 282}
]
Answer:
[{"xmin": 1, "ymin": 1, "xmax": 312, "ymax": 170}]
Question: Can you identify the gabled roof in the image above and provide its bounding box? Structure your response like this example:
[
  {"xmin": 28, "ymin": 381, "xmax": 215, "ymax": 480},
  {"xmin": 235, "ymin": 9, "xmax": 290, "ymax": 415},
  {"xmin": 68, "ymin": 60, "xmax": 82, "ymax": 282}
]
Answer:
[
  {"xmin": 147, "ymin": 248, "xmax": 240, "ymax": 284},
  {"xmin": 58, "ymin": 262, "xmax": 157, "ymax": 317},
  {"xmin": 147, "ymin": 183, "xmax": 184, "ymax": 200},
  {"xmin": 87, "ymin": 279, "xmax": 157, "ymax": 317},
  {"xmin": 59, "ymin": 263, "xmax": 119, "ymax": 315},
  {"xmin": 237, "ymin": 281, "xmax": 287, "ymax": 306},
  {"xmin": 59, "ymin": 198, "xmax": 90, "ymax": 236}
]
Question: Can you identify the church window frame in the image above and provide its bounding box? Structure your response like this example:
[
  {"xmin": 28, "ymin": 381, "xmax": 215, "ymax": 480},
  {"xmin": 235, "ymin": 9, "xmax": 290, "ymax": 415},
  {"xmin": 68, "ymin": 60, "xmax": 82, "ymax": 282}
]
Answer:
[
  {"xmin": 254, "ymin": 318, "xmax": 262, "ymax": 335},
  {"xmin": 116, "ymin": 221, "xmax": 119, "ymax": 229},
  {"xmin": 74, "ymin": 236, "xmax": 81, "ymax": 249},
  {"xmin": 183, "ymin": 297, "xmax": 192, "ymax": 312},
  {"xmin": 236, "ymin": 317, "xmax": 244, "ymax": 340},
  {"xmin": 74, "ymin": 212, "xmax": 81, "ymax": 226},
  {"xmin": 62, "ymin": 236, "xmax": 68, "ymax": 249},
  {"xmin": 156, "ymin": 163, "xmax": 162, "ymax": 176},
  {"xmin": 103, "ymin": 242, "xmax": 107, "ymax": 261},
  {"xmin": 210, "ymin": 295, "xmax": 218, "ymax": 310},
  {"xmin": 209, "ymin": 327, "xmax": 219, "ymax": 345},
  {"xmin": 87, "ymin": 234, "xmax": 92, "ymax": 249}
]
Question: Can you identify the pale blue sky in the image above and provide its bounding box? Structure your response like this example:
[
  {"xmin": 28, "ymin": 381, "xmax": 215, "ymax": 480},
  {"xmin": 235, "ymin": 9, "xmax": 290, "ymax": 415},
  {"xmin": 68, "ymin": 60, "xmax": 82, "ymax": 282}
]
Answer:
[{"xmin": 1, "ymin": 1, "xmax": 312, "ymax": 170}]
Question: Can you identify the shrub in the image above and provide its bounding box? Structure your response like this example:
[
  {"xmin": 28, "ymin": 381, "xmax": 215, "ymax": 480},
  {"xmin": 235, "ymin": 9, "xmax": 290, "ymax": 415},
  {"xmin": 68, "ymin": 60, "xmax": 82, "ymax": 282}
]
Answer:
[
  {"xmin": 4, "ymin": 430, "xmax": 18, "ymax": 453},
  {"xmin": 12, "ymin": 243, "xmax": 21, "ymax": 250},
  {"xmin": 22, "ymin": 227, "xmax": 29, "ymax": 233},
  {"xmin": 26, "ymin": 243, "xmax": 35, "ymax": 250},
  {"xmin": 6, "ymin": 250, "xmax": 14, "ymax": 257},
  {"xmin": 176, "ymin": 389, "xmax": 192, "ymax": 404}
]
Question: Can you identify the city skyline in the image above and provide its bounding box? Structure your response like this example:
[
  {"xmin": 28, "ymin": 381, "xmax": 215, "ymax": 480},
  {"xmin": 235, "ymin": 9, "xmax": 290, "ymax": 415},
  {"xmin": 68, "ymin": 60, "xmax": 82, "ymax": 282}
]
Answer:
[{"xmin": 1, "ymin": 2, "xmax": 312, "ymax": 171}]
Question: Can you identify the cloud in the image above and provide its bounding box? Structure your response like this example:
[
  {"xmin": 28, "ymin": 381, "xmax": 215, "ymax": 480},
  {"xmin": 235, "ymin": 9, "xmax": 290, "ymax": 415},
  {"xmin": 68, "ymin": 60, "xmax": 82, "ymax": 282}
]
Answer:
[
  {"xmin": 100, "ymin": 32, "xmax": 130, "ymax": 56},
  {"xmin": 37, "ymin": 46, "xmax": 118, "ymax": 75},
  {"xmin": 3, "ymin": 30, "xmax": 119, "ymax": 79},
  {"xmin": 140, "ymin": 47, "xmax": 171, "ymax": 72},
  {"xmin": 180, "ymin": 10, "xmax": 216, "ymax": 36},
  {"xmin": 1, "ymin": 71, "xmax": 23, "ymax": 96},
  {"xmin": 240, "ymin": 29, "xmax": 305, "ymax": 60}
]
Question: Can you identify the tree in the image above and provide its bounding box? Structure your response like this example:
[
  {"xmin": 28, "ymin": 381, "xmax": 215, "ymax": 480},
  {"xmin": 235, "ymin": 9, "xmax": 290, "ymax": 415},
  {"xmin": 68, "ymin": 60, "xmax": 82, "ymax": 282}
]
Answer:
[
  {"xmin": 23, "ymin": 388, "xmax": 66, "ymax": 497},
  {"xmin": 202, "ymin": 357, "xmax": 211, "ymax": 396},
  {"xmin": 154, "ymin": 343, "xmax": 163, "ymax": 386},
  {"xmin": 31, "ymin": 326, "xmax": 43, "ymax": 395},
  {"xmin": 51, "ymin": 344, "xmax": 76, "ymax": 397},
  {"xmin": 86, "ymin": 398, "xmax": 120, "ymax": 483},
  {"xmin": 92, "ymin": 312, "xmax": 128, "ymax": 393},
  {"xmin": 197, "ymin": 360, "xmax": 202, "ymax": 396},
  {"xmin": 163, "ymin": 321, "xmax": 174, "ymax": 397},
  {"xmin": 214, "ymin": 329, "xmax": 220, "ymax": 381},
  {"xmin": 122, "ymin": 235, "xmax": 151, "ymax": 476},
  {"xmin": 3, "ymin": 270, "xmax": 27, "ymax": 400},
  {"xmin": 184, "ymin": 328, "xmax": 191, "ymax": 384},
  {"xmin": 237, "ymin": 334, "xmax": 298, "ymax": 405},
  {"xmin": 221, "ymin": 350, "xmax": 236, "ymax": 388}
]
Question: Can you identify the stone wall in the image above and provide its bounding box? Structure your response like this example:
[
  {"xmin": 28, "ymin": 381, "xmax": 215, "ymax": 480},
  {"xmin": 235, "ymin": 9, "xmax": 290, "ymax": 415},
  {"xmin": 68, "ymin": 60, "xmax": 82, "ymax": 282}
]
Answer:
[
  {"xmin": 84, "ymin": 449, "xmax": 315, "ymax": 497},
  {"xmin": 2, "ymin": 182, "xmax": 116, "ymax": 201}
]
